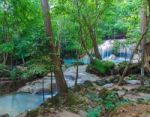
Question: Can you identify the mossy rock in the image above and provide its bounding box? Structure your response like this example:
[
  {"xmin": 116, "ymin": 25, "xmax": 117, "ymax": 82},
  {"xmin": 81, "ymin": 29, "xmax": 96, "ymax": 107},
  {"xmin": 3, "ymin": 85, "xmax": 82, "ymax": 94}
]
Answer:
[
  {"xmin": 0, "ymin": 114, "xmax": 9, "ymax": 117},
  {"xmin": 94, "ymin": 79, "xmax": 108, "ymax": 86},
  {"xmin": 132, "ymin": 85, "xmax": 150, "ymax": 93},
  {"xmin": 26, "ymin": 110, "xmax": 39, "ymax": 117},
  {"xmin": 86, "ymin": 59, "xmax": 115, "ymax": 76},
  {"xmin": 116, "ymin": 62, "xmax": 141, "ymax": 76}
]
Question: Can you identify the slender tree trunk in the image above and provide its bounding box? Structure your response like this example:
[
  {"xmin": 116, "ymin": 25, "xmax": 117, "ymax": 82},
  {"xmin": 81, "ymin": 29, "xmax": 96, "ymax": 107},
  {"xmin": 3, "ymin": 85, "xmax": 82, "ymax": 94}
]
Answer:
[
  {"xmin": 118, "ymin": 0, "xmax": 150, "ymax": 85},
  {"xmin": 74, "ymin": 0, "xmax": 93, "ymax": 61},
  {"xmin": 140, "ymin": 5, "xmax": 147, "ymax": 86},
  {"xmin": 83, "ymin": 16, "xmax": 102, "ymax": 59},
  {"xmin": 40, "ymin": 0, "xmax": 68, "ymax": 94},
  {"xmin": 118, "ymin": 16, "xmax": 150, "ymax": 86},
  {"xmin": 75, "ymin": 50, "xmax": 79, "ymax": 86},
  {"xmin": 3, "ymin": 53, "xmax": 8, "ymax": 65}
]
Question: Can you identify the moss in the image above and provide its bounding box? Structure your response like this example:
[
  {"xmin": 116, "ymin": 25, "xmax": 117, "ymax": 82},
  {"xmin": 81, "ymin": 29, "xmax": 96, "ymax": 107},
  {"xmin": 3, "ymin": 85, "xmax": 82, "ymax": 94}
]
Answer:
[
  {"xmin": 117, "ymin": 62, "xmax": 140, "ymax": 75},
  {"xmin": 26, "ymin": 109, "xmax": 39, "ymax": 117},
  {"xmin": 0, "ymin": 114, "xmax": 9, "ymax": 117},
  {"xmin": 132, "ymin": 85, "xmax": 150, "ymax": 94},
  {"xmin": 86, "ymin": 59, "xmax": 115, "ymax": 76}
]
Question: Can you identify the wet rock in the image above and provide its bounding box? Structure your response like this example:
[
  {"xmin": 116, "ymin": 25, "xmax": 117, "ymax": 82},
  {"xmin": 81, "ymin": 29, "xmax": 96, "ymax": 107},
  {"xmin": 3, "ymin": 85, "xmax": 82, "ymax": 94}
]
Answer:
[
  {"xmin": 126, "ymin": 80, "xmax": 140, "ymax": 85},
  {"xmin": 16, "ymin": 112, "xmax": 27, "ymax": 117},
  {"xmin": 94, "ymin": 79, "xmax": 108, "ymax": 86},
  {"xmin": 17, "ymin": 77, "xmax": 57, "ymax": 94},
  {"xmin": 117, "ymin": 90, "xmax": 126, "ymax": 97},
  {"xmin": 47, "ymin": 72, "xmax": 54, "ymax": 77},
  {"xmin": 82, "ymin": 81, "xmax": 93, "ymax": 87},
  {"xmin": 0, "ymin": 114, "xmax": 9, "ymax": 117},
  {"xmin": 132, "ymin": 85, "xmax": 150, "ymax": 93},
  {"xmin": 64, "ymin": 65, "xmax": 99, "ymax": 87},
  {"xmin": 17, "ymin": 85, "xmax": 33, "ymax": 93},
  {"xmin": 78, "ymin": 110, "xmax": 88, "ymax": 117},
  {"xmin": 102, "ymin": 83, "xmax": 114, "ymax": 88},
  {"xmin": 108, "ymin": 54, "xmax": 116, "ymax": 60}
]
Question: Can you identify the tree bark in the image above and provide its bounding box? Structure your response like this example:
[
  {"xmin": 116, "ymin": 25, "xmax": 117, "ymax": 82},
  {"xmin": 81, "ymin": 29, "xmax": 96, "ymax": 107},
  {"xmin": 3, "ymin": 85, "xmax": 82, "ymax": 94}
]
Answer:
[
  {"xmin": 40, "ymin": 0, "xmax": 68, "ymax": 94},
  {"xmin": 74, "ymin": 0, "xmax": 93, "ymax": 61},
  {"xmin": 140, "ymin": 5, "xmax": 147, "ymax": 85},
  {"xmin": 118, "ymin": 15, "xmax": 150, "ymax": 86},
  {"xmin": 118, "ymin": 0, "xmax": 150, "ymax": 85},
  {"xmin": 82, "ymin": 15, "xmax": 102, "ymax": 59},
  {"xmin": 74, "ymin": 50, "xmax": 79, "ymax": 86}
]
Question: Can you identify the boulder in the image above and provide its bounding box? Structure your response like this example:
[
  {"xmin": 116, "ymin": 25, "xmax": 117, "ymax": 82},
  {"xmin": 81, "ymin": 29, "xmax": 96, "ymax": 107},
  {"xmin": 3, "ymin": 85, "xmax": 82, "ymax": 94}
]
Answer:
[
  {"xmin": 0, "ymin": 114, "xmax": 9, "ymax": 117},
  {"xmin": 109, "ymin": 54, "xmax": 116, "ymax": 60},
  {"xmin": 17, "ymin": 77, "xmax": 57, "ymax": 94},
  {"xmin": 102, "ymin": 83, "xmax": 114, "ymax": 88},
  {"xmin": 126, "ymin": 80, "xmax": 140, "ymax": 85},
  {"xmin": 17, "ymin": 85, "xmax": 33, "ymax": 93}
]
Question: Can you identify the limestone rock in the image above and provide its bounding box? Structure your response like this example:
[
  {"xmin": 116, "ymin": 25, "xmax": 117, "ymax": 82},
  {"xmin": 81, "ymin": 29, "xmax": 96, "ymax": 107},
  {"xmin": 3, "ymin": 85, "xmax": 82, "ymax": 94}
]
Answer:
[
  {"xmin": 102, "ymin": 83, "xmax": 114, "ymax": 88},
  {"xmin": 126, "ymin": 80, "xmax": 140, "ymax": 85}
]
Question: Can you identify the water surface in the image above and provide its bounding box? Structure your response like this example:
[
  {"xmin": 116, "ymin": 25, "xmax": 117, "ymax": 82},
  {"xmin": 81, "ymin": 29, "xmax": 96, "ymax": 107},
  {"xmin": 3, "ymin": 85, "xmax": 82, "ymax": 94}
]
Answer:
[{"xmin": 0, "ymin": 93, "xmax": 50, "ymax": 117}]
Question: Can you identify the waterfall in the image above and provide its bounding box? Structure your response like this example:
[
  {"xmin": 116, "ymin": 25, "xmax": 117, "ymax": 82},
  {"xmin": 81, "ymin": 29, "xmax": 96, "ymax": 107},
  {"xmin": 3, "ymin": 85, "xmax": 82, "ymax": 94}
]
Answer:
[{"xmin": 98, "ymin": 39, "xmax": 133, "ymax": 62}]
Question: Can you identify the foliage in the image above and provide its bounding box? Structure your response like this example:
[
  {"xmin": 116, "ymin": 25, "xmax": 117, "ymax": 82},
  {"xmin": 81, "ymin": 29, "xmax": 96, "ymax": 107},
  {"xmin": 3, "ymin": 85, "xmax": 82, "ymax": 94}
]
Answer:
[
  {"xmin": 0, "ymin": 0, "xmax": 144, "ymax": 68},
  {"xmin": 20, "ymin": 56, "xmax": 53, "ymax": 79},
  {"xmin": 88, "ymin": 106, "xmax": 102, "ymax": 117},
  {"xmin": 87, "ymin": 89, "xmax": 130, "ymax": 117},
  {"xmin": 87, "ymin": 59, "xmax": 115, "ymax": 75},
  {"xmin": 0, "ymin": 64, "xmax": 10, "ymax": 77},
  {"xmin": 27, "ymin": 109, "xmax": 39, "ymax": 117}
]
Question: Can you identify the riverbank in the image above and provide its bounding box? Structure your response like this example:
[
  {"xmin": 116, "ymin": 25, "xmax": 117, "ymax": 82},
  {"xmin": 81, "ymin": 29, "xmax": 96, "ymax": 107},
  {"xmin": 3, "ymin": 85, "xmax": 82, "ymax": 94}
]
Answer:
[
  {"xmin": 23, "ymin": 77, "xmax": 150, "ymax": 117},
  {"xmin": 18, "ymin": 65, "xmax": 150, "ymax": 117},
  {"xmin": 1, "ymin": 64, "xmax": 150, "ymax": 117}
]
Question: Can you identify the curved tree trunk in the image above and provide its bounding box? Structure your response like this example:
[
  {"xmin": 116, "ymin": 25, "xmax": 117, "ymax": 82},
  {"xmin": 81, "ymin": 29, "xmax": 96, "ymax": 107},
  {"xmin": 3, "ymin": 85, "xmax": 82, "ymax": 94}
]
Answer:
[
  {"xmin": 82, "ymin": 15, "xmax": 102, "ymax": 59},
  {"xmin": 140, "ymin": 5, "xmax": 147, "ymax": 85},
  {"xmin": 40, "ymin": 0, "xmax": 68, "ymax": 94},
  {"xmin": 118, "ymin": 0, "xmax": 150, "ymax": 85}
]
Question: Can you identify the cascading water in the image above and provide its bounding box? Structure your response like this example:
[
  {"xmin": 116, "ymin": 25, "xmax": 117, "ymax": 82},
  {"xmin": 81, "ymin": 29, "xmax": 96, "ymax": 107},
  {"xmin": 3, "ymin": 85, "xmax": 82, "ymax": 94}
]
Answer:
[
  {"xmin": 63, "ymin": 39, "xmax": 134, "ymax": 64},
  {"xmin": 99, "ymin": 39, "xmax": 133, "ymax": 63}
]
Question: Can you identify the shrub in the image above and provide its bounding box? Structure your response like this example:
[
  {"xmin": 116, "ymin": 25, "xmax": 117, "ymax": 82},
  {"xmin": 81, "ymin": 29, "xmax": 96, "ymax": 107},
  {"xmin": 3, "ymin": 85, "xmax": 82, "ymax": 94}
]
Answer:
[
  {"xmin": 20, "ymin": 56, "xmax": 53, "ymax": 79},
  {"xmin": 87, "ymin": 89, "xmax": 130, "ymax": 117},
  {"xmin": 87, "ymin": 59, "xmax": 115, "ymax": 75},
  {"xmin": 0, "ymin": 64, "xmax": 10, "ymax": 77}
]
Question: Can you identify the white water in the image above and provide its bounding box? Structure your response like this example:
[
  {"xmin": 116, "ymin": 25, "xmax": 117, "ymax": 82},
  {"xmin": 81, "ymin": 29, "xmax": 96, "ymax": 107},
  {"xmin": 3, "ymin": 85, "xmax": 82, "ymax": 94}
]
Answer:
[
  {"xmin": 98, "ymin": 39, "xmax": 133, "ymax": 61},
  {"xmin": 64, "ymin": 39, "xmax": 134, "ymax": 64}
]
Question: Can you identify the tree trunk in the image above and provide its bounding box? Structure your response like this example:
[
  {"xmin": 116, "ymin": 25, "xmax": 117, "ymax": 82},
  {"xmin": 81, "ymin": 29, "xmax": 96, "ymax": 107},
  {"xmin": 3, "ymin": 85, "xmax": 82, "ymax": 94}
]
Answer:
[
  {"xmin": 74, "ymin": 50, "xmax": 79, "ymax": 86},
  {"xmin": 118, "ymin": 0, "xmax": 150, "ymax": 85},
  {"xmin": 74, "ymin": 0, "xmax": 93, "ymax": 61},
  {"xmin": 140, "ymin": 5, "xmax": 147, "ymax": 85},
  {"xmin": 82, "ymin": 16, "xmax": 102, "ymax": 59},
  {"xmin": 40, "ymin": 0, "xmax": 68, "ymax": 94}
]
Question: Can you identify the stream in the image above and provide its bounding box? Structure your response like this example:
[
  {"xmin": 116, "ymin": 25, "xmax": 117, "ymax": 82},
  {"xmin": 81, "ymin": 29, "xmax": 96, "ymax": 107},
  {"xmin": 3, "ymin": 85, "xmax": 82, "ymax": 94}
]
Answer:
[
  {"xmin": 0, "ymin": 65, "xmax": 99, "ymax": 117},
  {"xmin": 0, "ymin": 93, "xmax": 50, "ymax": 117},
  {"xmin": 0, "ymin": 39, "xmax": 137, "ymax": 117}
]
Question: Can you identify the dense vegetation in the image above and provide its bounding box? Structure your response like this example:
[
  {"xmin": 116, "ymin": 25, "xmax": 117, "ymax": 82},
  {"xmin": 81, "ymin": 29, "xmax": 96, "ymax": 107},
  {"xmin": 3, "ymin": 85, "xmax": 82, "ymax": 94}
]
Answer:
[{"xmin": 1, "ymin": 0, "xmax": 150, "ymax": 116}]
